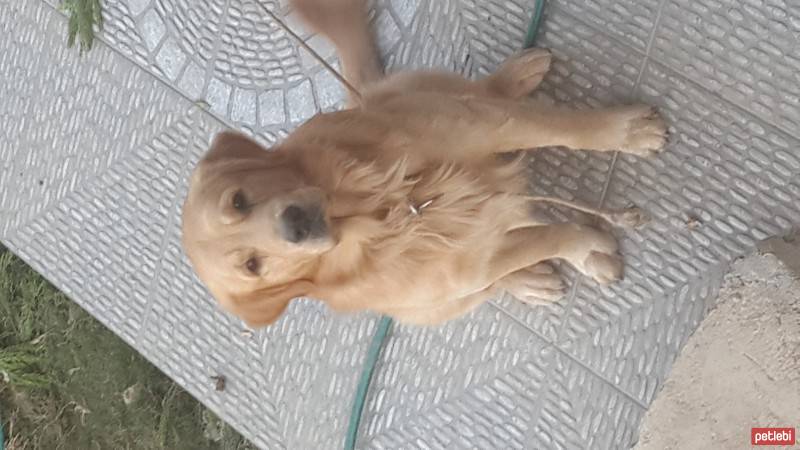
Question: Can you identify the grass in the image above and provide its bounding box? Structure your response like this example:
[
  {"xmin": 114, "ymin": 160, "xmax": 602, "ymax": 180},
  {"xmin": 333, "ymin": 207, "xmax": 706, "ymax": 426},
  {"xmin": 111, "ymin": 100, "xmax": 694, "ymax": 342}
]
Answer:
[{"xmin": 0, "ymin": 247, "xmax": 255, "ymax": 450}]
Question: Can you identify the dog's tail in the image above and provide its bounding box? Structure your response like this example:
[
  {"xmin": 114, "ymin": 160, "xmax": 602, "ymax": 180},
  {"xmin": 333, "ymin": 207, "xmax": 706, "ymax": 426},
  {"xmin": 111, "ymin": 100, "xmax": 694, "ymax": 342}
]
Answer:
[
  {"xmin": 521, "ymin": 195, "xmax": 649, "ymax": 228},
  {"xmin": 290, "ymin": 0, "xmax": 383, "ymax": 105}
]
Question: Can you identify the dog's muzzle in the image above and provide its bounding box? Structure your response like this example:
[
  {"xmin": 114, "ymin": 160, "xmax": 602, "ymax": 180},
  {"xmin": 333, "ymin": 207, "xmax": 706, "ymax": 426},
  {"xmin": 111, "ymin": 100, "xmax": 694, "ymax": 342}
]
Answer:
[{"xmin": 279, "ymin": 204, "xmax": 328, "ymax": 243}]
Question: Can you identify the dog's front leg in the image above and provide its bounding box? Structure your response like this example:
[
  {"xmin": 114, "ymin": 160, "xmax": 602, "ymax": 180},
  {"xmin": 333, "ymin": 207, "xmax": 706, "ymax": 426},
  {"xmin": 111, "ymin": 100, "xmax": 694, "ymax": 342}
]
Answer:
[{"xmin": 379, "ymin": 94, "xmax": 667, "ymax": 160}]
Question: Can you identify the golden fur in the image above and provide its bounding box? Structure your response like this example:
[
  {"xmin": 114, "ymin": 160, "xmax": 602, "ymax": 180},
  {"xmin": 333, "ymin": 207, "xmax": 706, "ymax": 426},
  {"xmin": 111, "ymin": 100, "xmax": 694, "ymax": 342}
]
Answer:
[{"xmin": 181, "ymin": 0, "xmax": 667, "ymax": 327}]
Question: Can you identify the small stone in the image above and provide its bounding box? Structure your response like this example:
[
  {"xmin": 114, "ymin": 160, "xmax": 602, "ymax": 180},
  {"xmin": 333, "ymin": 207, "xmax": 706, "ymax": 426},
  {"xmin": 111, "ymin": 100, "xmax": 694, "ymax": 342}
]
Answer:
[
  {"xmin": 686, "ymin": 216, "xmax": 702, "ymax": 229},
  {"xmin": 123, "ymin": 383, "xmax": 142, "ymax": 405},
  {"xmin": 211, "ymin": 375, "xmax": 226, "ymax": 392}
]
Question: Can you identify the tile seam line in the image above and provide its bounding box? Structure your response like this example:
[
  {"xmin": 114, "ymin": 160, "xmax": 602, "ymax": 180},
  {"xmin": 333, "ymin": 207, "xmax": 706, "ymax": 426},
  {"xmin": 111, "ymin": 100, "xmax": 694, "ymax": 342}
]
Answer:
[
  {"xmin": 554, "ymin": 342, "xmax": 648, "ymax": 408},
  {"xmin": 647, "ymin": 56, "xmax": 800, "ymax": 142},
  {"xmin": 199, "ymin": 0, "xmax": 233, "ymax": 101},
  {"xmin": 491, "ymin": 298, "xmax": 647, "ymax": 409},
  {"xmin": 38, "ymin": 0, "xmax": 236, "ymax": 132},
  {"xmin": 599, "ymin": 0, "xmax": 667, "ymax": 211},
  {"xmin": 633, "ymin": 0, "xmax": 668, "ymax": 89},
  {"xmin": 516, "ymin": 278, "xmax": 585, "ymax": 445},
  {"xmin": 132, "ymin": 107, "xmax": 201, "ymax": 344},
  {"xmin": 488, "ymin": 297, "xmax": 556, "ymax": 345},
  {"xmin": 547, "ymin": 2, "xmax": 650, "ymax": 60}
]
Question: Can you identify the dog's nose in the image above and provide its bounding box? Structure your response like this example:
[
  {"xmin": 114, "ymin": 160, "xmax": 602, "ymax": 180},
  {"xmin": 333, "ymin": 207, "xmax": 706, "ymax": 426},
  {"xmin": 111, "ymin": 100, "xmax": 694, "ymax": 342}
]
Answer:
[{"xmin": 279, "ymin": 204, "xmax": 326, "ymax": 243}]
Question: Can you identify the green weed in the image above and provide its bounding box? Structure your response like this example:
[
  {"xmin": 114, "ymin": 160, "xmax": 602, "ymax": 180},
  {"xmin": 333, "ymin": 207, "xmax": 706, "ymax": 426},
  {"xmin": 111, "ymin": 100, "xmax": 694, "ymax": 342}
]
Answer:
[{"xmin": 59, "ymin": 0, "xmax": 103, "ymax": 54}]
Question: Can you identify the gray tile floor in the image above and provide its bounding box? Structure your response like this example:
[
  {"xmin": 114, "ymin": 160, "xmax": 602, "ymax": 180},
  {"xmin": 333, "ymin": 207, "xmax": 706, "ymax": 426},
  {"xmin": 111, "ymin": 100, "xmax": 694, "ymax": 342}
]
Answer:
[{"xmin": 1, "ymin": 0, "xmax": 798, "ymax": 448}]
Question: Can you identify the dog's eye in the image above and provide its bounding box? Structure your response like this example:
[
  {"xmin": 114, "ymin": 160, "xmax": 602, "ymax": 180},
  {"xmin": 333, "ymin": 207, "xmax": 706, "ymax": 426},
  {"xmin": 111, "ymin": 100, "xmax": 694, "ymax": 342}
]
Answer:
[
  {"xmin": 244, "ymin": 257, "xmax": 260, "ymax": 275},
  {"xmin": 232, "ymin": 190, "xmax": 248, "ymax": 212}
]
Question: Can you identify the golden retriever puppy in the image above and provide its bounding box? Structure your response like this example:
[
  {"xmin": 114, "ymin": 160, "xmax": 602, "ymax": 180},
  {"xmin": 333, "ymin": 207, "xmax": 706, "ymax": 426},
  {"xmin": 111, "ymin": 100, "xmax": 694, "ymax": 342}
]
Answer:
[{"xmin": 181, "ymin": 0, "xmax": 667, "ymax": 327}]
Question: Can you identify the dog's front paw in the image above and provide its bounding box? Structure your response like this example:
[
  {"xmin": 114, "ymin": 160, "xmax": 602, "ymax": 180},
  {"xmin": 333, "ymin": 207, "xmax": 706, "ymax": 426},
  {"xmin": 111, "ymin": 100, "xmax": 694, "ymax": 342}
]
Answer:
[
  {"xmin": 609, "ymin": 105, "xmax": 668, "ymax": 157},
  {"xmin": 499, "ymin": 263, "xmax": 566, "ymax": 305}
]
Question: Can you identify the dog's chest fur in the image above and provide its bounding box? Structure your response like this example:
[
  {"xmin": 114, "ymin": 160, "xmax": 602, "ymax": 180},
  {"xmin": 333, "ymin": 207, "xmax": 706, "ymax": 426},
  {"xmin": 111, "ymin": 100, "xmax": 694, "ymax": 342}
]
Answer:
[{"xmin": 299, "ymin": 148, "xmax": 530, "ymax": 310}]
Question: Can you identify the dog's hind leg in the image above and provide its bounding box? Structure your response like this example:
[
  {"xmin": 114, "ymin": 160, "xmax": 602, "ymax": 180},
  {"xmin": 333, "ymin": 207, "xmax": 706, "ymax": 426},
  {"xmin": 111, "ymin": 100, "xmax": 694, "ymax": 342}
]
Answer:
[
  {"xmin": 488, "ymin": 223, "xmax": 623, "ymax": 286},
  {"xmin": 494, "ymin": 263, "xmax": 566, "ymax": 304},
  {"xmin": 291, "ymin": 0, "xmax": 383, "ymax": 104},
  {"xmin": 384, "ymin": 225, "xmax": 619, "ymax": 321}
]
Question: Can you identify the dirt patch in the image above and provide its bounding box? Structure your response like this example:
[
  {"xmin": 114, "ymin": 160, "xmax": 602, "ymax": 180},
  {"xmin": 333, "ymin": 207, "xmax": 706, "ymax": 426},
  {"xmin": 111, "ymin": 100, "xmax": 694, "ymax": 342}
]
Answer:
[{"xmin": 636, "ymin": 250, "xmax": 800, "ymax": 449}]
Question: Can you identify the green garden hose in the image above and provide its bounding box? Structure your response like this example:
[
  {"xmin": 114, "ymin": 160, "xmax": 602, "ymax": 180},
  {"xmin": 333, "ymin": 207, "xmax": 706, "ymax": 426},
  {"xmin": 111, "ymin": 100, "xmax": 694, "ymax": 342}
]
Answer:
[
  {"xmin": 343, "ymin": 316, "xmax": 393, "ymax": 450},
  {"xmin": 525, "ymin": 0, "xmax": 546, "ymax": 49}
]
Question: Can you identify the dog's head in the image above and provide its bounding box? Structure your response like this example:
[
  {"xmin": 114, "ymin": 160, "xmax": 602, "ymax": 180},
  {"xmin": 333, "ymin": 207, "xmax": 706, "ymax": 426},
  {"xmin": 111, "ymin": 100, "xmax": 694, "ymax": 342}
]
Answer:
[{"xmin": 182, "ymin": 131, "xmax": 334, "ymax": 327}]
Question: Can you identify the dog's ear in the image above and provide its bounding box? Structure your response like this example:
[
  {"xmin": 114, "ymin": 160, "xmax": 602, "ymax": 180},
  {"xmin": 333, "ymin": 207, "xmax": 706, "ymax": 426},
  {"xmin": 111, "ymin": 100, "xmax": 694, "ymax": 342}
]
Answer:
[
  {"xmin": 224, "ymin": 280, "xmax": 315, "ymax": 328},
  {"xmin": 202, "ymin": 131, "xmax": 270, "ymax": 164},
  {"xmin": 191, "ymin": 131, "xmax": 290, "ymax": 188}
]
